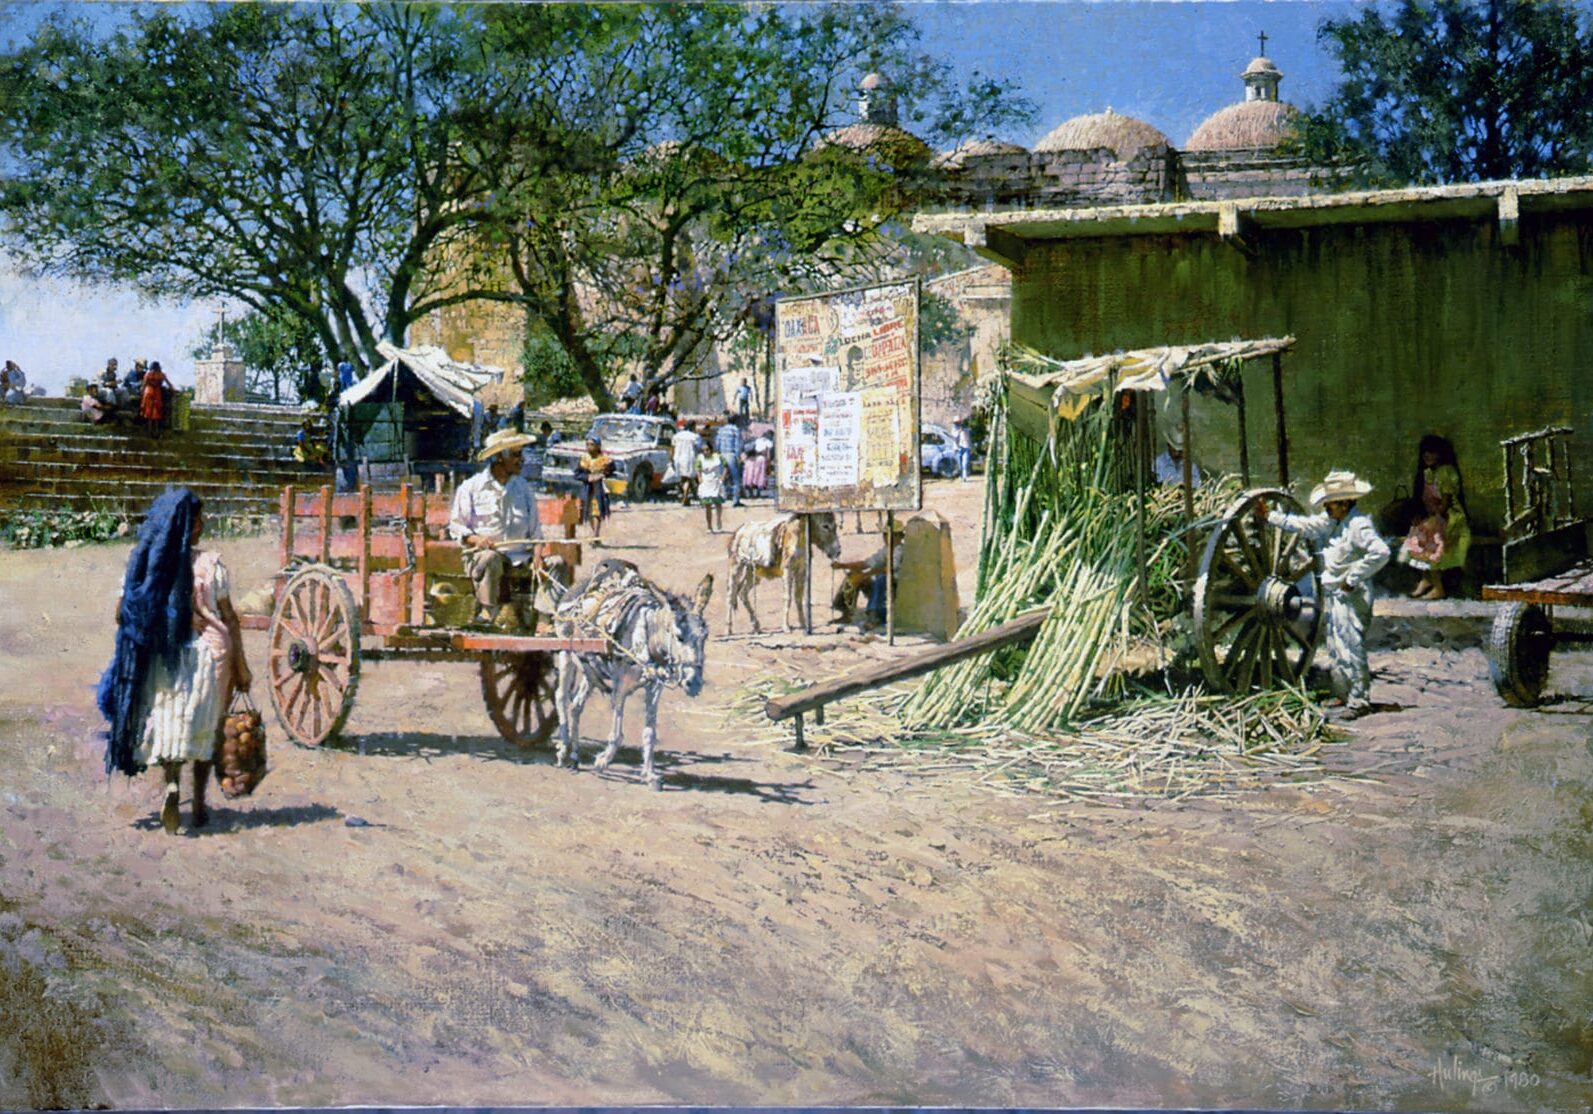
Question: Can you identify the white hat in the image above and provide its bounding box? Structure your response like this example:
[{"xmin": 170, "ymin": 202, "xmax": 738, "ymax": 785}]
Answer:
[
  {"xmin": 477, "ymin": 429, "xmax": 535, "ymax": 462},
  {"xmin": 1309, "ymin": 469, "xmax": 1373, "ymax": 507},
  {"xmin": 1164, "ymin": 424, "xmax": 1185, "ymax": 452}
]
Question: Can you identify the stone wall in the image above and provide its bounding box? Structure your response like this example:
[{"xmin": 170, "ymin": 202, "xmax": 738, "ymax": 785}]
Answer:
[
  {"xmin": 942, "ymin": 147, "xmax": 1175, "ymax": 210},
  {"xmin": 408, "ymin": 301, "xmax": 526, "ymax": 383},
  {"xmin": 1178, "ymin": 150, "xmax": 1351, "ymax": 200},
  {"xmin": 1009, "ymin": 210, "xmax": 1593, "ymax": 531},
  {"xmin": 922, "ymin": 264, "xmax": 1010, "ymax": 426}
]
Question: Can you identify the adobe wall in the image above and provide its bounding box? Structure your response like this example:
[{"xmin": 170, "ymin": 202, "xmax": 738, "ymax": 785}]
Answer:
[{"xmin": 1010, "ymin": 211, "xmax": 1593, "ymax": 531}]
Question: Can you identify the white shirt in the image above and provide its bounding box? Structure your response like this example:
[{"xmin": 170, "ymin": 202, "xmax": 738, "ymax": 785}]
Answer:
[
  {"xmin": 1267, "ymin": 507, "xmax": 1390, "ymax": 593},
  {"xmin": 1153, "ymin": 451, "xmax": 1203, "ymax": 488},
  {"xmin": 449, "ymin": 468, "xmax": 542, "ymax": 565},
  {"xmin": 955, "ymin": 426, "xmax": 972, "ymax": 451},
  {"xmin": 672, "ymin": 429, "xmax": 702, "ymax": 474}
]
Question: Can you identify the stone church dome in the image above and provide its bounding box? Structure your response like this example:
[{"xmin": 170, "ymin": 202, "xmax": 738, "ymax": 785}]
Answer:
[
  {"xmin": 1186, "ymin": 49, "xmax": 1300, "ymax": 151},
  {"xmin": 1185, "ymin": 99, "xmax": 1300, "ymax": 151},
  {"xmin": 932, "ymin": 137, "xmax": 1028, "ymax": 169},
  {"xmin": 1033, "ymin": 109, "xmax": 1171, "ymax": 159},
  {"xmin": 815, "ymin": 71, "xmax": 931, "ymax": 164}
]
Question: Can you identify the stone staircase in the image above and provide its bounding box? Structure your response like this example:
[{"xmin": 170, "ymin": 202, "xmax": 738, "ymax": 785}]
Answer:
[{"xmin": 0, "ymin": 398, "xmax": 325, "ymax": 520}]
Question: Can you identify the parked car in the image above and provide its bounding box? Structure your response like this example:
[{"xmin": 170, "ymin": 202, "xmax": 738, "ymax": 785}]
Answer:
[
  {"xmin": 542, "ymin": 413, "xmax": 677, "ymax": 501},
  {"xmin": 921, "ymin": 423, "xmax": 968, "ymax": 478}
]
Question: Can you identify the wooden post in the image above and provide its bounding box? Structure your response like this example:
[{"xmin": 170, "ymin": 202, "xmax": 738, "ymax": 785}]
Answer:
[
  {"xmin": 357, "ymin": 484, "xmax": 372, "ymax": 609},
  {"xmin": 1272, "ymin": 352, "xmax": 1289, "ymax": 486},
  {"xmin": 885, "ymin": 510, "xmax": 896, "ymax": 646},
  {"xmin": 1134, "ymin": 400, "xmax": 1148, "ymax": 611},
  {"xmin": 279, "ymin": 485, "xmax": 295, "ymax": 568},
  {"xmin": 804, "ymin": 515, "xmax": 814, "ymax": 633},
  {"xmin": 1235, "ymin": 379, "xmax": 1251, "ymax": 487},
  {"xmin": 791, "ymin": 712, "xmax": 806, "ymax": 752},
  {"xmin": 1182, "ymin": 388, "xmax": 1196, "ymax": 593},
  {"xmin": 318, "ymin": 484, "xmax": 333, "ymax": 565}
]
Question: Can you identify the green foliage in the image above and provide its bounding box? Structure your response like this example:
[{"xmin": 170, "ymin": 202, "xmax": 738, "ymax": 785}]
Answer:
[
  {"xmin": 0, "ymin": 508, "xmax": 131, "ymax": 549},
  {"xmin": 0, "ymin": 508, "xmax": 268, "ymax": 549},
  {"xmin": 519, "ymin": 322, "xmax": 585, "ymax": 409},
  {"xmin": 1297, "ymin": 0, "xmax": 1593, "ymax": 185}
]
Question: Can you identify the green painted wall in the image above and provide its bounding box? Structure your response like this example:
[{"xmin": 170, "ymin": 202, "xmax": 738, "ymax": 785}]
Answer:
[{"xmin": 1011, "ymin": 212, "xmax": 1593, "ymax": 533}]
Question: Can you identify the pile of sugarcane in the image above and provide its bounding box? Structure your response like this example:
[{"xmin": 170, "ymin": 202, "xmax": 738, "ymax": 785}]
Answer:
[
  {"xmin": 902, "ymin": 378, "xmax": 1242, "ymax": 733},
  {"xmin": 729, "ymin": 373, "xmax": 1337, "ymax": 803},
  {"xmin": 727, "ymin": 677, "xmax": 1334, "ymax": 803}
]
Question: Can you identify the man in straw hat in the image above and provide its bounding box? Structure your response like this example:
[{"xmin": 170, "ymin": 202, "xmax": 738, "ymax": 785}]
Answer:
[
  {"xmin": 1153, "ymin": 424, "xmax": 1203, "ymax": 488},
  {"xmin": 449, "ymin": 428, "xmax": 543, "ymax": 629},
  {"xmin": 1257, "ymin": 470, "xmax": 1391, "ymax": 718}
]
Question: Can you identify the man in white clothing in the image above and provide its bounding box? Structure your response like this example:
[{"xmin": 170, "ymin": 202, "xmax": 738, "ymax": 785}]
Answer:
[
  {"xmin": 672, "ymin": 419, "xmax": 703, "ymax": 505},
  {"xmin": 449, "ymin": 429, "xmax": 543, "ymax": 628}
]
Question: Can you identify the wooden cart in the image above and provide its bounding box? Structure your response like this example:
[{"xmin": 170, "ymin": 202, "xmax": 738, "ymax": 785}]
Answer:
[
  {"xmin": 239, "ymin": 483, "xmax": 602, "ymax": 748},
  {"xmin": 1480, "ymin": 426, "xmax": 1592, "ymax": 707}
]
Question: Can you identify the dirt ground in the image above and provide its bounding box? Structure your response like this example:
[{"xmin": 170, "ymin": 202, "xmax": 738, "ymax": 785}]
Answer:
[{"xmin": 2, "ymin": 478, "xmax": 1592, "ymax": 1112}]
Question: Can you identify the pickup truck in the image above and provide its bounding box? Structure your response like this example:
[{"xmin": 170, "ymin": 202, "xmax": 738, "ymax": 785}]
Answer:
[{"xmin": 542, "ymin": 413, "xmax": 678, "ymax": 501}]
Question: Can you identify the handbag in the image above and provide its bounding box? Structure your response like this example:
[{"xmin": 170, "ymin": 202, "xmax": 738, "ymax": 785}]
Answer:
[{"xmin": 217, "ymin": 690, "xmax": 268, "ymax": 799}]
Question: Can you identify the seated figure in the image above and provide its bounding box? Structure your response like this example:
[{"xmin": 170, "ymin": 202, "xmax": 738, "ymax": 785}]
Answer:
[{"xmin": 830, "ymin": 527, "xmax": 906, "ymax": 627}]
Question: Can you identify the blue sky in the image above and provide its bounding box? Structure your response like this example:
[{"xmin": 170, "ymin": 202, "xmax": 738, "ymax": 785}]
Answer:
[{"xmin": 0, "ymin": 1, "xmax": 1365, "ymax": 393}]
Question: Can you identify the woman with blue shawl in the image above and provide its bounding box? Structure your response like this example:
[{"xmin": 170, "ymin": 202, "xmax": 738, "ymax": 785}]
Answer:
[{"xmin": 98, "ymin": 489, "xmax": 253, "ymax": 833}]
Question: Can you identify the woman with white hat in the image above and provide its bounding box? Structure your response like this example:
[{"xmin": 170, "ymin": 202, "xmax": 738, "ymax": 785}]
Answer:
[{"xmin": 1257, "ymin": 470, "xmax": 1391, "ymax": 718}]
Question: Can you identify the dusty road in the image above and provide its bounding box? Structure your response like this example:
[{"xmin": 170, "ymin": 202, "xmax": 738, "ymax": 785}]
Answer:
[{"xmin": 2, "ymin": 479, "xmax": 1591, "ymax": 1111}]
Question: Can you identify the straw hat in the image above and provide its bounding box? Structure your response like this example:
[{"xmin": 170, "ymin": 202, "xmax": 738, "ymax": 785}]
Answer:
[
  {"xmin": 477, "ymin": 429, "xmax": 534, "ymax": 461},
  {"xmin": 1309, "ymin": 469, "xmax": 1373, "ymax": 507},
  {"xmin": 1164, "ymin": 424, "xmax": 1185, "ymax": 452}
]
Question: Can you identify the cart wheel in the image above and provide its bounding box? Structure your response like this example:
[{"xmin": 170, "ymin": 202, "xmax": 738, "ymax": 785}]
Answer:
[
  {"xmin": 267, "ymin": 565, "xmax": 360, "ymax": 746},
  {"xmin": 1193, "ymin": 488, "xmax": 1324, "ymax": 694},
  {"xmin": 1488, "ymin": 602, "xmax": 1554, "ymax": 708},
  {"xmin": 480, "ymin": 652, "xmax": 558, "ymax": 748},
  {"xmin": 626, "ymin": 465, "xmax": 652, "ymax": 503}
]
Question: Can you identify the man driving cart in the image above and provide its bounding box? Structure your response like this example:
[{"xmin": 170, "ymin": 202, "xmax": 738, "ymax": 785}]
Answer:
[{"xmin": 449, "ymin": 429, "xmax": 545, "ymax": 630}]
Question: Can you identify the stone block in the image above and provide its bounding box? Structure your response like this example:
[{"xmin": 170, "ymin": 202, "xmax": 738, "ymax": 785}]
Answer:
[
  {"xmin": 896, "ymin": 510, "xmax": 960, "ymax": 640},
  {"xmin": 194, "ymin": 345, "xmax": 247, "ymax": 404}
]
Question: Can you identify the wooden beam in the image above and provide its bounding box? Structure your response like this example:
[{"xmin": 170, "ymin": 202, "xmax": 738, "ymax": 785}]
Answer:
[{"xmin": 764, "ymin": 606, "xmax": 1051, "ymax": 722}]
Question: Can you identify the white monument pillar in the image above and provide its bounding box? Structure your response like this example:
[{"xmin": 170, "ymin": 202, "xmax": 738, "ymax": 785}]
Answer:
[{"xmin": 194, "ymin": 341, "xmax": 247, "ymax": 404}]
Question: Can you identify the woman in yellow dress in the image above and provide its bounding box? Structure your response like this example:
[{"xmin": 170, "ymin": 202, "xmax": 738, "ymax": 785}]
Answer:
[
  {"xmin": 575, "ymin": 437, "xmax": 616, "ymax": 540},
  {"xmin": 1398, "ymin": 434, "xmax": 1470, "ymax": 600}
]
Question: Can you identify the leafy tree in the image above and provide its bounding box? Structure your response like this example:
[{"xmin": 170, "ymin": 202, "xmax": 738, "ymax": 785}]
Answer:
[
  {"xmin": 0, "ymin": 4, "xmax": 572, "ymax": 375},
  {"xmin": 1298, "ymin": 0, "xmax": 1593, "ymax": 185},
  {"xmin": 434, "ymin": 4, "xmax": 1031, "ymax": 408},
  {"xmin": 0, "ymin": 4, "xmax": 1027, "ymax": 408}
]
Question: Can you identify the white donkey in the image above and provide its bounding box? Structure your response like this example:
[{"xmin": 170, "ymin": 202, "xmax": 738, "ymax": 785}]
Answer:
[
  {"xmin": 552, "ymin": 559, "xmax": 713, "ymax": 790},
  {"xmin": 725, "ymin": 512, "xmax": 841, "ymax": 634}
]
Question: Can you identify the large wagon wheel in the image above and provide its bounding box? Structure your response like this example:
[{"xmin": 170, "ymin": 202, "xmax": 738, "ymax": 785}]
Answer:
[
  {"xmin": 1193, "ymin": 488, "xmax": 1324, "ymax": 694},
  {"xmin": 480, "ymin": 653, "xmax": 559, "ymax": 748},
  {"xmin": 1487, "ymin": 602, "xmax": 1554, "ymax": 707},
  {"xmin": 267, "ymin": 565, "xmax": 361, "ymax": 746}
]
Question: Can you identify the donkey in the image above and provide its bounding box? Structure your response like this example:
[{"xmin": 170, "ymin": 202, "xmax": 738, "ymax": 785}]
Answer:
[
  {"xmin": 725, "ymin": 512, "xmax": 841, "ymax": 635},
  {"xmin": 551, "ymin": 558, "xmax": 713, "ymax": 790}
]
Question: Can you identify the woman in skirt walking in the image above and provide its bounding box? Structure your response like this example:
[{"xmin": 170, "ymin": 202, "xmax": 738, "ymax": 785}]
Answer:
[{"xmin": 98, "ymin": 488, "xmax": 253, "ymax": 833}]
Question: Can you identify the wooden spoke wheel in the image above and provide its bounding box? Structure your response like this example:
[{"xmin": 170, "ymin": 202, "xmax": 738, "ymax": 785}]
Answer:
[
  {"xmin": 480, "ymin": 652, "xmax": 559, "ymax": 748},
  {"xmin": 1193, "ymin": 488, "xmax": 1324, "ymax": 694},
  {"xmin": 267, "ymin": 565, "xmax": 361, "ymax": 746},
  {"xmin": 1487, "ymin": 602, "xmax": 1555, "ymax": 707}
]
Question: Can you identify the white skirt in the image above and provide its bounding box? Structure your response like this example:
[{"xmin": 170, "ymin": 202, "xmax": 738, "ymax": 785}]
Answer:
[{"xmin": 134, "ymin": 639, "xmax": 225, "ymax": 765}]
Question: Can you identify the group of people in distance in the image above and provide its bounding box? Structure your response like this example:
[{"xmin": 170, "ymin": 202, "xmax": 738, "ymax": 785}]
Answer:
[
  {"xmin": 0, "ymin": 359, "xmax": 31, "ymax": 404},
  {"xmin": 81, "ymin": 356, "xmax": 172, "ymax": 434}
]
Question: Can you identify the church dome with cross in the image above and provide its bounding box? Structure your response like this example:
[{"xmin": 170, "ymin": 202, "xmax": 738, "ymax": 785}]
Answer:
[{"xmin": 1186, "ymin": 34, "xmax": 1301, "ymax": 152}]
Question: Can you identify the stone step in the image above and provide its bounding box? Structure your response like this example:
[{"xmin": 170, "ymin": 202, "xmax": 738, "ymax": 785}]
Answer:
[
  {"xmin": 1, "ymin": 477, "xmax": 292, "ymax": 511},
  {"xmin": 0, "ymin": 427, "xmax": 307, "ymax": 457},
  {"xmin": 0, "ymin": 411, "xmax": 311, "ymax": 440},
  {"xmin": 0, "ymin": 459, "xmax": 318, "ymax": 487},
  {"xmin": 1, "ymin": 492, "xmax": 283, "ymax": 518},
  {"xmin": 0, "ymin": 436, "xmax": 306, "ymax": 467},
  {"xmin": 1, "ymin": 400, "xmax": 313, "ymax": 436}
]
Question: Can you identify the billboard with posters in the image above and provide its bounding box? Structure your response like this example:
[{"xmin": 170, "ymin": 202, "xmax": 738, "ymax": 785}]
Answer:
[{"xmin": 774, "ymin": 279, "xmax": 921, "ymax": 513}]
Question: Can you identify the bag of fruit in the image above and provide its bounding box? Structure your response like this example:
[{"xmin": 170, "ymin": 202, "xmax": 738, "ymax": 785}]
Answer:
[{"xmin": 217, "ymin": 690, "xmax": 268, "ymax": 799}]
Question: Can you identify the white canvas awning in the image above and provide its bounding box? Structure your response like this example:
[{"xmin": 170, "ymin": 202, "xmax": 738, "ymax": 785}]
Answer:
[
  {"xmin": 1007, "ymin": 336, "xmax": 1294, "ymax": 421},
  {"xmin": 338, "ymin": 343, "xmax": 504, "ymax": 418}
]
